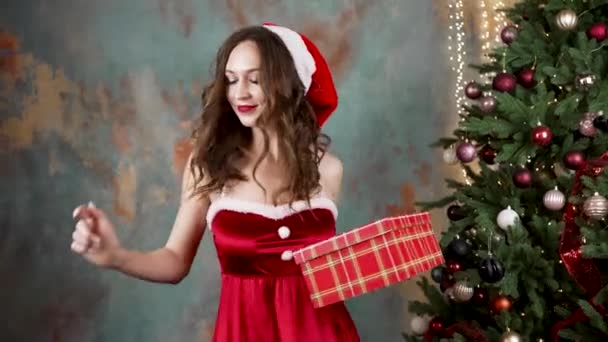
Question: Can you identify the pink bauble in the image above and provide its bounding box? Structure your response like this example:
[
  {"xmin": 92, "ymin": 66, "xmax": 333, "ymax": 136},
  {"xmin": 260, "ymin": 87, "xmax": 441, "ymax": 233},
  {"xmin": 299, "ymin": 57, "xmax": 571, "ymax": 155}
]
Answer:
[
  {"xmin": 587, "ymin": 22, "xmax": 608, "ymax": 42},
  {"xmin": 456, "ymin": 142, "xmax": 476, "ymax": 163}
]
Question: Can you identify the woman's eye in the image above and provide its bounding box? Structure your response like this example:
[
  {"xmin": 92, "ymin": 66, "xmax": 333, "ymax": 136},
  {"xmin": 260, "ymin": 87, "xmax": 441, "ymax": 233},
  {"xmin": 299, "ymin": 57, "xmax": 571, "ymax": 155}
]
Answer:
[{"xmin": 250, "ymin": 79, "xmax": 258, "ymax": 84}]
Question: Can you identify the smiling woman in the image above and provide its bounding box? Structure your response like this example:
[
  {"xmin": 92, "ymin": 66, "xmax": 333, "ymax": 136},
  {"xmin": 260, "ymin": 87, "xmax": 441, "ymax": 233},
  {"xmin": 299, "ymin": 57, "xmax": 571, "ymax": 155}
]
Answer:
[{"xmin": 70, "ymin": 23, "xmax": 358, "ymax": 342}]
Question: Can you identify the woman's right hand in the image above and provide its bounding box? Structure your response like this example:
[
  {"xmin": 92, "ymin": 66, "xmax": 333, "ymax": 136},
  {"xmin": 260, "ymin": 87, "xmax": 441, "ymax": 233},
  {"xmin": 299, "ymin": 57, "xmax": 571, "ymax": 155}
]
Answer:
[{"xmin": 71, "ymin": 202, "xmax": 122, "ymax": 268}]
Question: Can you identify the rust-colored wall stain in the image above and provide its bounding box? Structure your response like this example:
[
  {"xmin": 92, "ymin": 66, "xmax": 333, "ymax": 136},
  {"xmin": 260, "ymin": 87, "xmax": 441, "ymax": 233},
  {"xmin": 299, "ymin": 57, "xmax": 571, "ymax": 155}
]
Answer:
[
  {"xmin": 385, "ymin": 182, "xmax": 416, "ymax": 216},
  {"xmin": 218, "ymin": 0, "xmax": 371, "ymax": 83},
  {"xmin": 159, "ymin": 0, "xmax": 197, "ymax": 38},
  {"xmin": 0, "ymin": 29, "xmax": 20, "ymax": 80}
]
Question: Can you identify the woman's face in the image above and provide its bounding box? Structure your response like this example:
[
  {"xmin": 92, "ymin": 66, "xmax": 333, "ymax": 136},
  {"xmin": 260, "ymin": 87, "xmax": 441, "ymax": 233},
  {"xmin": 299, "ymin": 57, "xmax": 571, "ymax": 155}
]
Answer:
[{"xmin": 225, "ymin": 40, "xmax": 266, "ymax": 127}]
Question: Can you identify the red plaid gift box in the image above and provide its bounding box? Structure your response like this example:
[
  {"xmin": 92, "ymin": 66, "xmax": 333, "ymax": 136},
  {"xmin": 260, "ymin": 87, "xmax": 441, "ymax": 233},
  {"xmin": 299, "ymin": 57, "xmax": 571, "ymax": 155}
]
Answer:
[{"xmin": 293, "ymin": 212, "xmax": 444, "ymax": 308}]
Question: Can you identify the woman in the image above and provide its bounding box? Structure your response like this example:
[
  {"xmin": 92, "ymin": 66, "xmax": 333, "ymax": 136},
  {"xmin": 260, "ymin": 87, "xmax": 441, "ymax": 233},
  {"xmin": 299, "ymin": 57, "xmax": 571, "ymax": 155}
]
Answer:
[{"xmin": 71, "ymin": 23, "xmax": 359, "ymax": 341}]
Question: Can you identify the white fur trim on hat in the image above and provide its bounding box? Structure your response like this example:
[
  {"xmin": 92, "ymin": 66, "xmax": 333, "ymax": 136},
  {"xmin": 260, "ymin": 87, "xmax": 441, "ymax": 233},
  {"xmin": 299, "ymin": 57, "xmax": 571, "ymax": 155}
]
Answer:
[{"xmin": 263, "ymin": 24, "xmax": 317, "ymax": 92}]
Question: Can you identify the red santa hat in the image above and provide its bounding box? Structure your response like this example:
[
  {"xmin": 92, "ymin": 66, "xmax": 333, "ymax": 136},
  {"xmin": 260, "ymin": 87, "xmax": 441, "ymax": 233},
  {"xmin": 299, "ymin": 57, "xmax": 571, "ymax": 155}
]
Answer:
[{"xmin": 262, "ymin": 23, "xmax": 338, "ymax": 127}]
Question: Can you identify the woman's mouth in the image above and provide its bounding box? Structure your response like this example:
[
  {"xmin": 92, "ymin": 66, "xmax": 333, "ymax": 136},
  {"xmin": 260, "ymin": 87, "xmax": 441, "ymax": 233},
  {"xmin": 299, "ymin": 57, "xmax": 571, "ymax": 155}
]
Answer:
[{"xmin": 237, "ymin": 105, "xmax": 258, "ymax": 113}]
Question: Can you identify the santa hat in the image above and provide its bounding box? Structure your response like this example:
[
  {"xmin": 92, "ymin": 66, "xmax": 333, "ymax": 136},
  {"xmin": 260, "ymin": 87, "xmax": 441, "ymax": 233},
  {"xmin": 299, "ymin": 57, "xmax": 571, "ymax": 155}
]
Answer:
[{"xmin": 262, "ymin": 23, "xmax": 338, "ymax": 127}]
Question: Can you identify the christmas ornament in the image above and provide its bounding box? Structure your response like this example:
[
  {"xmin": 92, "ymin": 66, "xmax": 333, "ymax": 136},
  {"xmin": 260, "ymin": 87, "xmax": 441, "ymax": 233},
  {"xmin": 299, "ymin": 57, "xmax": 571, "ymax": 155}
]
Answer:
[
  {"xmin": 465, "ymin": 81, "xmax": 482, "ymax": 99},
  {"xmin": 579, "ymin": 112, "xmax": 600, "ymax": 137},
  {"xmin": 471, "ymin": 287, "xmax": 489, "ymax": 306},
  {"xmin": 447, "ymin": 204, "xmax": 466, "ymax": 221},
  {"xmin": 500, "ymin": 330, "xmax": 523, "ymax": 342},
  {"xmin": 593, "ymin": 114, "xmax": 608, "ymax": 132},
  {"xmin": 478, "ymin": 256, "xmax": 505, "ymax": 283},
  {"xmin": 443, "ymin": 146, "xmax": 459, "ymax": 164},
  {"xmin": 555, "ymin": 9, "xmax": 578, "ymax": 31},
  {"xmin": 497, "ymin": 206, "xmax": 519, "ymax": 230},
  {"xmin": 452, "ymin": 281, "xmax": 474, "ymax": 302},
  {"xmin": 543, "ymin": 187, "xmax": 566, "ymax": 211},
  {"xmin": 428, "ymin": 317, "xmax": 444, "ymax": 334},
  {"xmin": 583, "ymin": 192, "xmax": 608, "ymax": 220},
  {"xmin": 490, "ymin": 295, "xmax": 513, "ymax": 313},
  {"xmin": 500, "ymin": 25, "xmax": 518, "ymax": 44},
  {"xmin": 479, "ymin": 95, "xmax": 497, "ymax": 114},
  {"xmin": 563, "ymin": 151, "xmax": 585, "ymax": 170},
  {"xmin": 512, "ymin": 168, "xmax": 532, "ymax": 188},
  {"xmin": 553, "ymin": 153, "xmax": 608, "ymax": 338},
  {"xmin": 447, "ymin": 238, "xmax": 469, "ymax": 258},
  {"xmin": 493, "ymin": 73, "xmax": 517, "ymax": 93},
  {"xmin": 456, "ymin": 142, "xmax": 476, "ymax": 163},
  {"xmin": 575, "ymin": 73, "xmax": 597, "ymax": 91},
  {"xmin": 586, "ymin": 22, "xmax": 608, "ymax": 42},
  {"xmin": 517, "ymin": 68, "xmax": 536, "ymax": 88},
  {"xmin": 440, "ymin": 276, "xmax": 456, "ymax": 292},
  {"xmin": 431, "ymin": 266, "xmax": 446, "ymax": 283},
  {"xmin": 531, "ymin": 125, "xmax": 552, "ymax": 146},
  {"xmin": 479, "ymin": 145, "xmax": 497, "ymax": 164},
  {"xmin": 446, "ymin": 259, "xmax": 463, "ymax": 273},
  {"xmin": 443, "ymin": 287, "xmax": 455, "ymax": 301},
  {"xmin": 410, "ymin": 315, "xmax": 429, "ymax": 335}
]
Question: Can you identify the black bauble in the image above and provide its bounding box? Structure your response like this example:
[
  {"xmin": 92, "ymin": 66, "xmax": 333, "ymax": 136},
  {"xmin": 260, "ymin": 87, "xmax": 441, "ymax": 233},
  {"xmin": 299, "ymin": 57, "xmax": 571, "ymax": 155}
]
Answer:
[
  {"xmin": 431, "ymin": 266, "xmax": 446, "ymax": 283},
  {"xmin": 593, "ymin": 115, "xmax": 608, "ymax": 132},
  {"xmin": 478, "ymin": 256, "xmax": 505, "ymax": 283},
  {"xmin": 447, "ymin": 205, "xmax": 466, "ymax": 221},
  {"xmin": 447, "ymin": 239, "xmax": 470, "ymax": 259}
]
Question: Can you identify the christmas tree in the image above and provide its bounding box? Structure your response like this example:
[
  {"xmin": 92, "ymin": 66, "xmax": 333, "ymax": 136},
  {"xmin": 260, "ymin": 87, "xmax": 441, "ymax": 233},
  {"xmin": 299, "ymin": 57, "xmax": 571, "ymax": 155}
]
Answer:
[{"xmin": 403, "ymin": 1, "xmax": 608, "ymax": 341}]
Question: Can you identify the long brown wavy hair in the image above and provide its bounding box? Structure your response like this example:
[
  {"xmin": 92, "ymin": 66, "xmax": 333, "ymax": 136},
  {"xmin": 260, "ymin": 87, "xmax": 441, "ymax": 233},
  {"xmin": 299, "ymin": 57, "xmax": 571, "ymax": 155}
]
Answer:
[{"xmin": 190, "ymin": 26, "xmax": 331, "ymax": 205}]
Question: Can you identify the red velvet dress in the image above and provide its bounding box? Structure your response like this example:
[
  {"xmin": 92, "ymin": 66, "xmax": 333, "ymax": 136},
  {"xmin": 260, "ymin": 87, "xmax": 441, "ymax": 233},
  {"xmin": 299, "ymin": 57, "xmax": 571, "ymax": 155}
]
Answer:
[{"xmin": 206, "ymin": 195, "xmax": 360, "ymax": 342}]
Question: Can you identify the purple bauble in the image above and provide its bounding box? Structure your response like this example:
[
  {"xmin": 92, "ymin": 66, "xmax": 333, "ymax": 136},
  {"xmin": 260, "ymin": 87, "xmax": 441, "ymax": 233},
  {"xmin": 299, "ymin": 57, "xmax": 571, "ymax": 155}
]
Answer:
[
  {"xmin": 500, "ymin": 25, "xmax": 519, "ymax": 44},
  {"xmin": 456, "ymin": 142, "xmax": 476, "ymax": 163},
  {"xmin": 465, "ymin": 81, "xmax": 482, "ymax": 99},
  {"xmin": 478, "ymin": 96, "xmax": 497, "ymax": 113}
]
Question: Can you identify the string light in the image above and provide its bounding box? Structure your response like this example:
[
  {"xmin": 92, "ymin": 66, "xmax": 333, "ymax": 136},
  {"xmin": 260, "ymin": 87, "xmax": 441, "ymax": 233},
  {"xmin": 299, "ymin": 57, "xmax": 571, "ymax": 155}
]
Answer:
[
  {"xmin": 480, "ymin": 0, "xmax": 492, "ymax": 62},
  {"xmin": 448, "ymin": 0, "xmax": 466, "ymax": 116}
]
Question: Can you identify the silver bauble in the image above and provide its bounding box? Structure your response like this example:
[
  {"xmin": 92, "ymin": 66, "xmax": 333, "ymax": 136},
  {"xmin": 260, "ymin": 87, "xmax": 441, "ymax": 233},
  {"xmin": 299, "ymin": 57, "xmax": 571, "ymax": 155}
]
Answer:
[
  {"xmin": 579, "ymin": 112, "xmax": 598, "ymax": 137},
  {"xmin": 583, "ymin": 192, "xmax": 608, "ymax": 220},
  {"xmin": 410, "ymin": 315, "xmax": 429, "ymax": 335},
  {"xmin": 575, "ymin": 74, "xmax": 597, "ymax": 91},
  {"xmin": 500, "ymin": 330, "xmax": 523, "ymax": 342},
  {"xmin": 555, "ymin": 9, "xmax": 578, "ymax": 30},
  {"xmin": 443, "ymin": 146, "xmax": 459, "ymax": 165},
  {"xmin": 452, "ymin": 281, "xmax": 474, "ymax": 302},
  {"xmin": 543, "ymin": 187, "xmax": 566, "ymax": 211},
  {"xmin": 497, "ymin": 206, "xmax": 519, "ymax": 231}
]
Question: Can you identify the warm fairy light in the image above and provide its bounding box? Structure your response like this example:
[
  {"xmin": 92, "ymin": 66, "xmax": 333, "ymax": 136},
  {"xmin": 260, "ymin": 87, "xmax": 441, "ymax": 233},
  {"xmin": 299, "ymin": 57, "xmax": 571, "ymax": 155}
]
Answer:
[{"xmin": 448, "ymin": 0, "xmax": 467, "ymax": 116}]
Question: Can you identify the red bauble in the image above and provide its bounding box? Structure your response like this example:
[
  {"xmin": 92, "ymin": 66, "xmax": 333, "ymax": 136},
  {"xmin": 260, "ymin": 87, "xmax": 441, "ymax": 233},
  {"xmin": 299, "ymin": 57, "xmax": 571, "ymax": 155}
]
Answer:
[
  {"xmin": 587, "ymin": 22, "xmax": 608, "ymax": 42},
  {"xmin": 492, "ymin": 73, "xmax": 517, "ymax": 93},
  {"xmin": 479, "ymin": 145, "xmax": 497, "ymax": 164},
  {"xmin": 531, "ymin": 125, "xmax": 552, "ymax": 146},
  {"xmin": 563, "ymin": 151, "xmax": 585, "ymax": 170},
  {"xmin": 446, "ymin": 259, "xmax": 463, "ymax": 273},
  {"xmin": 517, "ymin": 68, "xmax": 536, "ymax": 88},
  {"xmin": 471, "ymin": 287, "xmax": 489, "ymax": 306},
  {"xmin": 440, "ymin": 276, "xmax": 455, "ymax": 292},
  {"xmin": 490, "ymin": 295, "xmax": 512, "ymax": 314},
  {"xmin": 428, "ymin": 317, "xmax": 445, "ymax": 334},
  {"xmin": 513, "ymin": 168, "xmax": 532, "ymax": 188}
]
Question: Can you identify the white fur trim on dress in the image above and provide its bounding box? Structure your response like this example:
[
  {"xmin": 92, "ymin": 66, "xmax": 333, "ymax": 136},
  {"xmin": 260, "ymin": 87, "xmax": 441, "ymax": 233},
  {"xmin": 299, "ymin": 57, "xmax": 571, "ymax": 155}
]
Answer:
[
  {"xmin": 263, "ymin": 24, "xmax": 316, "ymax": 92},
  {"xmin": 206, "ymin": 196, "xmax": 338, "ymax": 229}
]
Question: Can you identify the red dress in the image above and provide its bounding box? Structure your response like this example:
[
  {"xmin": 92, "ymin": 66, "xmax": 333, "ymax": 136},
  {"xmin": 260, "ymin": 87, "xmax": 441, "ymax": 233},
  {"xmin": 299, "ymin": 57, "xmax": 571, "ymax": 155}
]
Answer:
[{"xmin": 206, "ymin": 195, "xmax": 360, "ymax": 342}]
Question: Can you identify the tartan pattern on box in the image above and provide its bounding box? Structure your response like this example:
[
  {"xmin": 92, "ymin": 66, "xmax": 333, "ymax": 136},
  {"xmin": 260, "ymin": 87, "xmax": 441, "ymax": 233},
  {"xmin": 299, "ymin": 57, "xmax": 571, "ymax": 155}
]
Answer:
[{"xmin": 293, "ymin": 212, "xmax": 444, "ymax": 308}]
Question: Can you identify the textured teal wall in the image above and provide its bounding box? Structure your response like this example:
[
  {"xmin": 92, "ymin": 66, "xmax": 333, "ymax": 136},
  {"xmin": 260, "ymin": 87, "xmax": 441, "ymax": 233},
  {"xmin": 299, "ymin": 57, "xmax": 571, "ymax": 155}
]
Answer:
[{"xmin": 0, "ymin": 0, "xmax": 449, "ymax": 341}]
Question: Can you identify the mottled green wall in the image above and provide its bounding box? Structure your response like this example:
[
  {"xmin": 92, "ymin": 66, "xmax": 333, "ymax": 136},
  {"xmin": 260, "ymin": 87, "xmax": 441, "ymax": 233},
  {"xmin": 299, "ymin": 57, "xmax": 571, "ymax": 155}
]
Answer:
[{"xmin": 0, "ymin": 0, "xmax": 449, "ymax": 341}]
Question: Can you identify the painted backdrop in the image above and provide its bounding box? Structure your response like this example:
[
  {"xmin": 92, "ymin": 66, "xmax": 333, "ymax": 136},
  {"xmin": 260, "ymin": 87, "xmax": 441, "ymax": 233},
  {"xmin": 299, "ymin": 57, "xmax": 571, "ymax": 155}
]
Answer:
[{"xmin": 0, "ymin": 0, "xmax": 461, "ymax": 341}]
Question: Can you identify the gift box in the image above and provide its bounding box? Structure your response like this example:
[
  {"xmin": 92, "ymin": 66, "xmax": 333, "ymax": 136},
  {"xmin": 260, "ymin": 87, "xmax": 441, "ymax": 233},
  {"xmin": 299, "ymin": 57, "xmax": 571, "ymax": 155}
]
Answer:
[{"xmin": 293, "ymin": 212, "xmax": 444, "ymax": 308}]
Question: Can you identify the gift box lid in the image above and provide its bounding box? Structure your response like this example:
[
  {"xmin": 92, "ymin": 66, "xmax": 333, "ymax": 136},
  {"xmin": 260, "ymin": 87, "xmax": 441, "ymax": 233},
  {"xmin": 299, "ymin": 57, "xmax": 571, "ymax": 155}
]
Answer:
[{"xmin": 293, "ymin": 212, "xmax": 432, "ymax": 265}]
